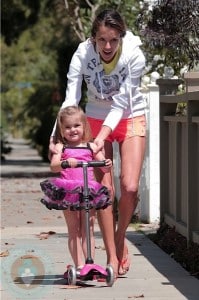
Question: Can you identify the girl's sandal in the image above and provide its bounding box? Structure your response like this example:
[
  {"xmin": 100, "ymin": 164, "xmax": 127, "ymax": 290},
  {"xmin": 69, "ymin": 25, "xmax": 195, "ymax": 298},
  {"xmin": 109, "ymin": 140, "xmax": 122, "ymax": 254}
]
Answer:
[
  {"xmin": 63, "ymin": 264, "xmax": 73, "ymax": 280},
  {"xmin": 64, "ymin": 264, "xmax": 84, "ymax": 279}
]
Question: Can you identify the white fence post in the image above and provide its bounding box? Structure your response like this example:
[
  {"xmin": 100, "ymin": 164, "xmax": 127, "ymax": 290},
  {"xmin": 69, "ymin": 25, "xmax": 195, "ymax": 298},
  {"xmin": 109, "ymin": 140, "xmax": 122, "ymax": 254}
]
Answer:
[
  {"xmin": 148, "ymin": 81, "xmax": 160, "ymax": 222},
  {"xmin": 139, "ymin": 75, "xmax": 160, "ymax": 223}
]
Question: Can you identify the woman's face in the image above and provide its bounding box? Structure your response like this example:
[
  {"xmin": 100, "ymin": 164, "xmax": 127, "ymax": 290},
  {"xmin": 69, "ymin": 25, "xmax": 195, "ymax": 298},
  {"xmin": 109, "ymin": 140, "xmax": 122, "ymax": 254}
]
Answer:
[{"xmin": 94, "ymin": 25, "xmax": 121, "ymax": 63}]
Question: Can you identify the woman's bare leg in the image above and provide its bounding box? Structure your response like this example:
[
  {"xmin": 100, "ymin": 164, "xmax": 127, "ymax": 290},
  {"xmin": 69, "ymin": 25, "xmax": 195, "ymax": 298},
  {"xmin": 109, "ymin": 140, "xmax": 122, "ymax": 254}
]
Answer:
[
  {"xmin": 95, "ymin": 141, "xmax": 118, "ymax": 276},
  {"xmin": 116, "ymin": 136, "xmax": 145, "ymax": 274}
]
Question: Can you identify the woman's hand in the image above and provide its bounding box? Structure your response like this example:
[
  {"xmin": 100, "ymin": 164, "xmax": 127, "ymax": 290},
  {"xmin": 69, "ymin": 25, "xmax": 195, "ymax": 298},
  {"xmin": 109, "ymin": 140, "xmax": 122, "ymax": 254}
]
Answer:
[{"xmin": 93, "ymin": 138, "xmax": 105, "ymax": 153}]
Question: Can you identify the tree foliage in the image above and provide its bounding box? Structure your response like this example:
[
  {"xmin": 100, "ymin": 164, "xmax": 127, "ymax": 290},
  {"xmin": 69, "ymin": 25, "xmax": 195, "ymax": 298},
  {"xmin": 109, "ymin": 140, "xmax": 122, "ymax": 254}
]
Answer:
[
  {"xmin": 62, "ymin": 0, "xmax": 142, "ymax": 41},
  {"xmin": 1, "ymin": 0, "xmax": 66, "ymax": 158},
  {"xmin": 136, "ymin": 0, "xmax": 199, "ymax": 75},
  {"xmin": 1, "ymin": 0, "xmax": 142, "ymax": 160},
  {"xmin": 2, "ymin": 0, "xmax": 198, "ymax": 160},
  {"xmin": 1, "ymin": 0, "xmax": 40, "ymax": 45}
]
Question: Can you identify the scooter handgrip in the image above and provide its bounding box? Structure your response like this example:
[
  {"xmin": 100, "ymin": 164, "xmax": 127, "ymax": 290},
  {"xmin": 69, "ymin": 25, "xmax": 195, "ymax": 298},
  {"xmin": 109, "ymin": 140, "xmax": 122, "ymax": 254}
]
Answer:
[
  {"xmin": 61, "ymin": 160, "xmax": 106, "ymax": 169},
  {"xmin": 61, "ymin": 160, "xmax": 70, "ymax": 169},
  {"xmin": 86, "ymin": 160, "xmax": 107, "ymax": 167}
]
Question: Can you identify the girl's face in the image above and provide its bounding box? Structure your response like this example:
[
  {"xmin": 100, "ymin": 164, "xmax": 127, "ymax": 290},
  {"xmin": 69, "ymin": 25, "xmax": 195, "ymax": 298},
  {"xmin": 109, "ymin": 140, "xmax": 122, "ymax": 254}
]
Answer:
[
  {"xmin": 94, "ymin": 25, "xmax": 121, "ymax": 63},
  {"xmin": 61, "ymin": 115, "xmax": 84, "ymax": 145}
]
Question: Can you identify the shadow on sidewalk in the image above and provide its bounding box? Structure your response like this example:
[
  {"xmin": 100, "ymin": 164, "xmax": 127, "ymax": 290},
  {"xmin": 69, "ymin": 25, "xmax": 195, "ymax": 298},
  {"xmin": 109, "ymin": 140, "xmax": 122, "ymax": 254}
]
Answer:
[
  {"xmin": 14, "ymin": 274, "xmax": 102, "ymax": 288},
  {"xmin": 1, "ymin": 138, "xmax": 53, "ymax": 178},
  {"xmin": 126, "ymin": 231, "xmax": 199, "ymax": 300}
]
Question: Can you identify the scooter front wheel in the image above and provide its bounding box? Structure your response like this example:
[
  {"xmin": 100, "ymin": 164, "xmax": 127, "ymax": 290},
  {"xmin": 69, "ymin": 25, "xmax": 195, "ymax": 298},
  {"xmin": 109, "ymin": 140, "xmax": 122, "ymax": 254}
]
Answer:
[
  {"xmin": 67, "ymin": 265, "xmax": 77, "ymax": 285},
  {"xmin": 105, "ymin": 265, "xmax": 114, "ymax": 287}
]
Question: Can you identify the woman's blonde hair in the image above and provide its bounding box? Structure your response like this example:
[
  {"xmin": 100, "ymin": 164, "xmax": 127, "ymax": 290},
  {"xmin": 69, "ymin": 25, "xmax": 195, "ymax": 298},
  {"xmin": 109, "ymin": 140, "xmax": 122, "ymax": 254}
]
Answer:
[{"xmin": 55, "ymin": 106, "xmax": 92, "ymax": 144}]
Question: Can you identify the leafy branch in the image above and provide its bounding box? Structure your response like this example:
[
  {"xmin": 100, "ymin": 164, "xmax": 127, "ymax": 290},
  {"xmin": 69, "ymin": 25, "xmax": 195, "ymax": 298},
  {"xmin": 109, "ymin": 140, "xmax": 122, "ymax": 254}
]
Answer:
[{"xmin": 137, "ymin": 0, "xmax": 199, "ymax": 74}]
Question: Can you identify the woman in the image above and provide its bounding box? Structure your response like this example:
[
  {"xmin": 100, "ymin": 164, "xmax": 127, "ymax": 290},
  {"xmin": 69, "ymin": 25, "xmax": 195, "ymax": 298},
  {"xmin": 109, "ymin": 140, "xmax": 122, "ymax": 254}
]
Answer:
[{"xmin": 50, "ymin": 9, "xmax": 146, "ymax": 278}]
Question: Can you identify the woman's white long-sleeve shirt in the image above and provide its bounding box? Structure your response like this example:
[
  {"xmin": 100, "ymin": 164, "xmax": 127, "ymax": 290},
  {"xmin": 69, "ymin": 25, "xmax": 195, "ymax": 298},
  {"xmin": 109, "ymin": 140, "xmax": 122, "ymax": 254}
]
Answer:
[{"xmin": 57, "ymin": 31, "xmax": 146, "ymax": 133}]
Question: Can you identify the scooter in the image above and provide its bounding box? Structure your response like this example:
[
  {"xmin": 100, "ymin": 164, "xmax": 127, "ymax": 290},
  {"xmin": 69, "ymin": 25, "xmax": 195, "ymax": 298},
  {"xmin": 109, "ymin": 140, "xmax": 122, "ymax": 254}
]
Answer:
[{"xmin": 61, "ymin": 160, "xmax": 115, "ymax": 287}]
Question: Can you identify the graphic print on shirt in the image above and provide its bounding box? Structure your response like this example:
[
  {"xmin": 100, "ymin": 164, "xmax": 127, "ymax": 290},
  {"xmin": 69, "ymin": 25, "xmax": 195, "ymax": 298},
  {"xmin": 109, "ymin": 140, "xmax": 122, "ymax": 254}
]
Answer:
[{"xmin": 93, "ymin": 71, "xmax": 120, "ymax": 98}]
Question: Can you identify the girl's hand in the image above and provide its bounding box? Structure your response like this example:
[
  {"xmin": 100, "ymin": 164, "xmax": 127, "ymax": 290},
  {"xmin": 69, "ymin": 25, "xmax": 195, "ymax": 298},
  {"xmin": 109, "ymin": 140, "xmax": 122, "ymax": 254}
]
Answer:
[
  {"xmin": 101, "ymin": 158, "xmax": 112, "ymax": 173},
  {"xmin": 67, "ymin": 158, "xmax": 78, "ymax": 167},
  {"xmin": 104, "ymin": 158, "xmax": 112, "ymax": 168}
]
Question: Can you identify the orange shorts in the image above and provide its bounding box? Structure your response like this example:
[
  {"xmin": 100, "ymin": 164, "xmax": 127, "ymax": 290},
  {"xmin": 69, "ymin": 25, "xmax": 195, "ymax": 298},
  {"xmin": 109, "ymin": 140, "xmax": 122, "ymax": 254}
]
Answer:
[{"xmin": 87, "ymin": 115, "xmax": 146, "ymax": 143}]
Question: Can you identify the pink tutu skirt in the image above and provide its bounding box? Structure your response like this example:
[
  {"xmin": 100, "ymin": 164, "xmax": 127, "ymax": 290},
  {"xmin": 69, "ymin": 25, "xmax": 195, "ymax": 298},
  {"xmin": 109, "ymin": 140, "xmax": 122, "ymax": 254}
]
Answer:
[{"xmin": 40, "ymin": 178, "xmax": 112, "ymax": 211}]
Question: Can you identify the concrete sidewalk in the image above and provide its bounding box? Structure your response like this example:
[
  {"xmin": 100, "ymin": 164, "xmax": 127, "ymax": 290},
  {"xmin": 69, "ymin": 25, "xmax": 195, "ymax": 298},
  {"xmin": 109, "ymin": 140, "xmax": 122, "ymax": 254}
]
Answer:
[{"xmin": 1, "ymin": 139, "xmax": 199, "ymax": 300}]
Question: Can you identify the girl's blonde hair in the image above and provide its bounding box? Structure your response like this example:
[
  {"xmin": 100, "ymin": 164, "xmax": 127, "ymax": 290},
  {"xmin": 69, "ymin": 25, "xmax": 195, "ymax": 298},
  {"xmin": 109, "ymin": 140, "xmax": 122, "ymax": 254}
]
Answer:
[{"xmin": 55, "ymin": 106, "xmax": 92, "ymax": 144}]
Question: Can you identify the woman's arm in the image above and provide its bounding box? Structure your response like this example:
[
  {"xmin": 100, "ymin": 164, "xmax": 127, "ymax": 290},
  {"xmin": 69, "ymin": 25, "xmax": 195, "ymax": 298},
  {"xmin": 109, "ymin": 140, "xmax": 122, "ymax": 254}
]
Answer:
[
  {"xmin": 49, "ymin": 136, "xmax": 57, "ymax": 156},
  {"xmin": 91, "ymin": 143, "xmax": 112, "ymax": 173},
  {"xmin": 93, "ymin": 125, "xmax": 112, "ymax": 152},
  {"xmin": 94, "ymin": 48, "xmax": 145, "ymax": 151}
]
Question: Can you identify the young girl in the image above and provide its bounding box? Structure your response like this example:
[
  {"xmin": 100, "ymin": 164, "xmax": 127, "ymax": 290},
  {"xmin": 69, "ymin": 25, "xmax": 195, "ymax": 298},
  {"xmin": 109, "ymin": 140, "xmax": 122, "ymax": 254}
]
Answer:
[{"xmin": 40, "ymin": 106, "xmax": 112, "ymax": 274}]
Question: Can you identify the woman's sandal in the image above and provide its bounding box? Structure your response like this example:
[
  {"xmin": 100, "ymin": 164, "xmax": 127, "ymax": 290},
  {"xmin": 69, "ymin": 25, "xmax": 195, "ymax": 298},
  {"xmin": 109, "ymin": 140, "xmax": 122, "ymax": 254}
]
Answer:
[{"xmin": 118, "ymin": 247, "xmax": 131, "ymax": 276}]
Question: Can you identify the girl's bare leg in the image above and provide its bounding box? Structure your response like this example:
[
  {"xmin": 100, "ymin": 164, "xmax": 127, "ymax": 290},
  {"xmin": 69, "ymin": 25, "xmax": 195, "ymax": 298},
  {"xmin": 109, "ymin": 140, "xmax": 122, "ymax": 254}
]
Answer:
[
  {"xmin": 116, "ymin": 136, "xmax": 145, "ymax": 274},
  {"xmin": 63, "ymin": 210, "xmax": 84, "ymax": 268}
]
